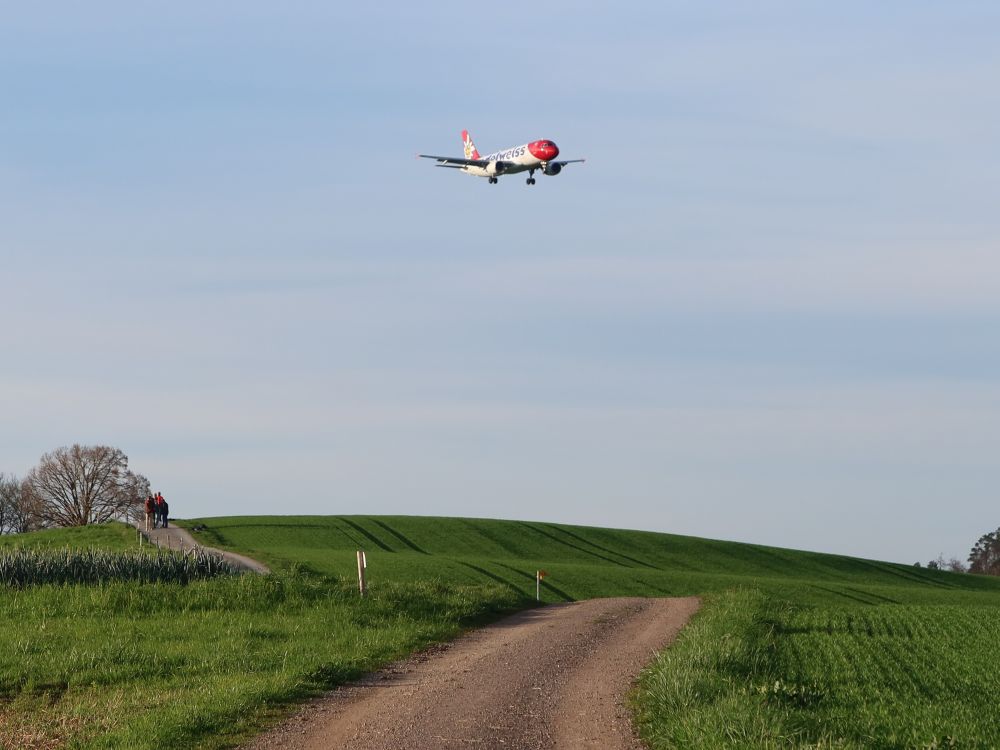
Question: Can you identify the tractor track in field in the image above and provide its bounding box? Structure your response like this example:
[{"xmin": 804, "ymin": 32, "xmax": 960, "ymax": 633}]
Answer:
[{"xmin": 242, "ymin": 596, "xmax": 700, "ymax": 750}]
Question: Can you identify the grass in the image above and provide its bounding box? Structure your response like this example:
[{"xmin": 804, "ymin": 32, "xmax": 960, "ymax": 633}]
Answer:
[
  {"xmin": 0, "ymin": 523, "xmax": 138, "ymax": 552},
  {"xmin": 771, "ymin": 602, "xmax": 1000, "ymax": 746},
  {"xmin": 4, "ymin": 516, "xmax": 1000, "ymax": 748},
  {"xmin": 0, "ymin": 565, "xmax": 519, "ymax": 749},
  {"xmin": 0, "ymin": 547, "xmax": 241, "ymax": 586},
  {"xmin": 180, "ymin": 514, "xmax": 1000, "ymax": 605},
  {"xmin": 635, "ymin": 589, "xmax": 797, "ymax": 747},
  {"xmin": 0, "ymin": 522, "xmax": 238, "ymax": 586},
  {"xmin": 634, "ymin": 590, "xmax": 1000, "ymax": 748}
]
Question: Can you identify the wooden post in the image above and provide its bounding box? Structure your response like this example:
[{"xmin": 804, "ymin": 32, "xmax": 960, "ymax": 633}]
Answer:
[{"xmin": 357, "ymin": 550, "xmax": 367, "ymax": 596}]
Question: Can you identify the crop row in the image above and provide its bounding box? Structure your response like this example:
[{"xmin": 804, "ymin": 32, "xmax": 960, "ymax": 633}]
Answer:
[
  {"xmin": 635, "ymin": 592, "xmax": 1000, "ymax": 748},
  {"xmin": 763, "ymin": 604, "xmax": 1000, "ymax": 745},
  {"xmin": 0, "ymin": 547, "xmax": 242, "ymax": 586}
]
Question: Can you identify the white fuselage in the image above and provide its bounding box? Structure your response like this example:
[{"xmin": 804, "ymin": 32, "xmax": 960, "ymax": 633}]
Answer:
[{"xmin": 465, "ymin": 143, "xmax": 541, "ymax": 177}]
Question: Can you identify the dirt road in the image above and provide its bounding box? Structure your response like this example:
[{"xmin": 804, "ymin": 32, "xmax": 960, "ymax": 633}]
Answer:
[{"xmin": 244, "ymin": 596, "xmax": 700, "ymax": 750}]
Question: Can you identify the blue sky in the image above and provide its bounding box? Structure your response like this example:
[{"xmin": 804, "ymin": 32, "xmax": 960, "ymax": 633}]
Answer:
[{"xmin": 2, "ymin": 2, "xmax": 998, "ymax": 563}]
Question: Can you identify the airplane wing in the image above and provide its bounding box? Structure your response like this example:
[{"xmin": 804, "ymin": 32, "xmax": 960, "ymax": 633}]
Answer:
[
  {"xmin": 418, "ymin": 154, "xmax": 490, "ymax": 168},
  {"xmin": 551, "ymin": 159, "xmax": 586, "ymax": 167}
]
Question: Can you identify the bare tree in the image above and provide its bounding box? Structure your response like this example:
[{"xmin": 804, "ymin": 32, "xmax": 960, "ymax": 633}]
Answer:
[
  {"xmin": 23, "ymin": 445, "xmax": 150, "ymax": 527},
  {"xmin": 120, "ymin": 469, "xmax": 152, "ymax": 525},
  {"xmin": 928, "ymin": 554, "xmax": 968, "ymax": 573},
  {"xmin": 945, "ymin": 557, "xmax": 968, "ymax": 573},
  {"xmin": 0, "ymin": 473, "xmax": 42, "ymax": 534},
  {"xmin": 0, "ymin": 473, "xmax": 12, "ymax": 534}
]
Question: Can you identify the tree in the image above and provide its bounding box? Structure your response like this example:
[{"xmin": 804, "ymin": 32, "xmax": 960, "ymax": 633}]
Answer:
[
  {"xmin": 945, "ymin": 557, "xmax": 968, "ymax": 573},
  {"xmin": 968, "ymin": 528, "xmax": 1000, "ymax": 576},
  {"xmin": 0, "ymin": 473, "xmax": 41, "ymax": 534},
  {"xmin": 23, "ymin": 445, "xmax": 150, "ymax": 528},
  {"xmin": 0, "ymin": 473, "xmax": 14, "ymax": 534},
  {"xmin": 927, "ymin": 554, "xmax": 967, "ymax": 573}
]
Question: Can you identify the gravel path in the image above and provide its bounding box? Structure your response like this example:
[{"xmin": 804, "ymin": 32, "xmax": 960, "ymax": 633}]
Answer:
[
  {"xmin": 141, "ymin": 524, "xmax": 271, "ymax": 574},
  {"xmin": 243, "ymin": 596, "xmax": 700, "ymax": 750}
]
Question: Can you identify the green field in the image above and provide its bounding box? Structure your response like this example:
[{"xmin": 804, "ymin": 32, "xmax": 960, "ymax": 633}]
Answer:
[
  {"xmin": 182, "ymin": 514, "xmax": 997, "ymax": 605},
  {"xmin": 2, "ymin": 515, "xmax": 999, "ymax": 748},
  {"xmin": 635, "ymin": 589, "xmax": 1000, "ymax": 748}
]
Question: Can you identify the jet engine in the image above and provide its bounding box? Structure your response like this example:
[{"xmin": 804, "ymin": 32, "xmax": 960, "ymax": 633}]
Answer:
[
  {"xmin": 543, "ymin": 163, "xmax": 562, "ymax": 176},
  {"xmin": 486, "ymin": 161, "xmax": 509, "ymax": 176}
]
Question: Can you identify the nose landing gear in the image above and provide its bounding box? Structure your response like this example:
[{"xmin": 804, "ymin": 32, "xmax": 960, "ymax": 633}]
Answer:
[{"xmin": 526, "ymin": 169, "xmax": 536, "ymax": 185}]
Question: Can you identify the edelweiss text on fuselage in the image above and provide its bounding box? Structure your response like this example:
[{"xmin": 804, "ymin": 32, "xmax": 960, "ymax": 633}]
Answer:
[{"xmin": 485, "ymin": 146, "xmax": 527, "ymax": 161}]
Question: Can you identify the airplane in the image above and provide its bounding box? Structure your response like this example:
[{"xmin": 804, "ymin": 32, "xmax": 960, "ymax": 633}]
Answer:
[{"xmin": 419, "ymin": 130, "xmax": 584, "ymax": 185}]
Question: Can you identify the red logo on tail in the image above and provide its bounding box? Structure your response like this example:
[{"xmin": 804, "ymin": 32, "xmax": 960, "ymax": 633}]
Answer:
[{"xmin": 462, "ymin": 130, "xmax": 481, "ymax": 160}]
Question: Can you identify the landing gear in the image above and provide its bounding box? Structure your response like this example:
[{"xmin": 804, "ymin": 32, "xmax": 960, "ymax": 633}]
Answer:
[
  {"xmin": 526, "ymin": 170, "xmax": 536, "ymax": 186},
  {"xmin": 488, "ymin": 176, "xmax": 498, "ymax": 184}
]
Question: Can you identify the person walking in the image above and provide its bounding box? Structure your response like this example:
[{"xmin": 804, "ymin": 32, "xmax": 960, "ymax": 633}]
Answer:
[
  {"xmin": 144, "ymin": 494, "xmax": 156, "ymax": 531},
  {"xmin": 155, "ymin": 492, "xmax": 169, "ymax": 529}
]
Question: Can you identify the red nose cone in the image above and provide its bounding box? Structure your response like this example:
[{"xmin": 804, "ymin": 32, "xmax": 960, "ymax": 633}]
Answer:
[{"xmin": 528, "ymin": 139, "xmax": 560, "ymax": 161}]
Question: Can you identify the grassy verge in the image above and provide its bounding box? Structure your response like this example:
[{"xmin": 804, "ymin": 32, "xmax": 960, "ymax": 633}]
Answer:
[
  {"xmin": 0, "ymin": 523, "xmax": 138, "ymax": 552},
  {"xmin": 634, "ymin": 590, "xmax": 790, "ymax": 747},
  {"xmin": 0, "ymin": 571, "xmax": 523, "ymax": 749},
  {"xmin": 635, "ymin": 589, "xmax": 1000, "ymax": 748}
]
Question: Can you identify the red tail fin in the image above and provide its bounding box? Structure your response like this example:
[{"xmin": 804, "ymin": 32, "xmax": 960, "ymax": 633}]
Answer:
[{"xmin": 461, "ymin": 129, "xmax": 481, "ymax": 160}]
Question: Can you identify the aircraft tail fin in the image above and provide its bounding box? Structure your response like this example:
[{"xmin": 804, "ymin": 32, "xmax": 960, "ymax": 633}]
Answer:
[{"xmin": 461, "ymin": 129, "xmax": 481, "ymax": 160}]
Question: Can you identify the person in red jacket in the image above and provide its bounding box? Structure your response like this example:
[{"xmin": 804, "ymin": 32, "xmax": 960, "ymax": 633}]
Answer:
[{"xmin": 155, "ymin": 492, "xmax": 168, "ymax": 529}]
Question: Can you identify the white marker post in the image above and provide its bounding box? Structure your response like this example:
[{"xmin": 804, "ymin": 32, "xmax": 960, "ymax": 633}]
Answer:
[
  {"xmin": 357, "ymin": 550, "xmax": 367, "ymax": 597},
  {"xmin": 536, "ymin": 570, "xmax": 548, "ymax": 601}
]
